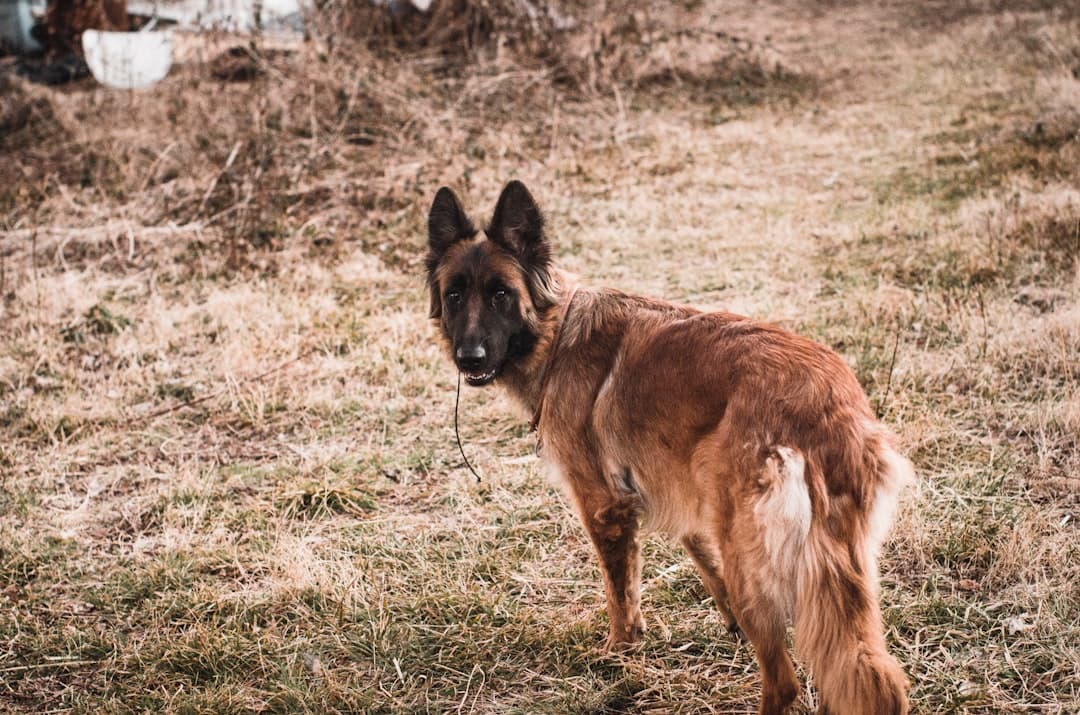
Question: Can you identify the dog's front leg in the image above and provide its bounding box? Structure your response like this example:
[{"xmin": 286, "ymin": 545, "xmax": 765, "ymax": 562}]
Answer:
[{"xmin": 571, "ymin": 478, "xmax": 646, "ymax": 650}]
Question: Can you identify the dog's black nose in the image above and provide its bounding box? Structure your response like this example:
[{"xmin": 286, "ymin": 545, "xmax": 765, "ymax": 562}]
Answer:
[{"xmin": 456, "ymin": 344, "xmax": 486, "ymax": 372}]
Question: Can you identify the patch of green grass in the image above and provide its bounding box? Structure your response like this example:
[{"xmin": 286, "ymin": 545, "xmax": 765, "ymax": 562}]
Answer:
[
  {"xmin": 61, "ymin": 304, "xmax": 132, "ymax": 344},
  {"xmin": 156, "ymin": 381, "xmax": 197, "ymax": 402},
  {"xmin": 0, "ymin": 479, "xmax": 36, "ymax": 518},
  {"xmin": 277, "ymin": 480, "xmax": 378, "ymax": 520},
  {"xmin": 879, "ymin": 109, "xmax": 1080, "ymax": 211},
  {"xmin": 93, "ymin": 553, "xmax": 197, "ymax": 611},
  {"xmin": 930, "ymin": 512, "xmax": 1001, "ymax": 577},
  {"xmin": 0, "ymin": 534, "xmax": 79, "ymax": 589}
]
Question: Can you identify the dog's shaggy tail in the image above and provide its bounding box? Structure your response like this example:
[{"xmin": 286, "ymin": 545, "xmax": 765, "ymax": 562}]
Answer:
[{"xmin": 794, "ymin": 442, "xmax": 913, "ymax": 715}]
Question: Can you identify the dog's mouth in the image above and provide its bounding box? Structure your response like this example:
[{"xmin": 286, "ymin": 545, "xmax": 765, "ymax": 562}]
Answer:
[{"xmin": 463, "ymin": 369, "xmax": 497, "ymax": 386}]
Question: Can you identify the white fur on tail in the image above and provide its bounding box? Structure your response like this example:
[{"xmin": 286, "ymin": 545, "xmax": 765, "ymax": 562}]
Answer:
[
  {"xmin": 869, "ymin": 446, "xmax": 914, "ymax": 553},
  {"xmin": 755, "ymin": 446, "xmax": 811, "ymax": 615}
]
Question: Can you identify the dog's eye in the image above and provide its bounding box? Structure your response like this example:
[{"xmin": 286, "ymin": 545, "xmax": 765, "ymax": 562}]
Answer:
[
  {"xmin": 445, "ymin": 290, "xmax": 462, "ymax": 306},
  {"xmin": 492, "ymin": 289, "xmax": 509, "ymax": 306}
]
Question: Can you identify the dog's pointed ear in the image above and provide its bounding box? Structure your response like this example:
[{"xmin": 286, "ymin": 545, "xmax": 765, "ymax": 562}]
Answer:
[
  {"xmin": 488, "ymin": 180, "xmax": 544, "ymax": 255},
  {"xmin": 428, "ymin": 186, "xmax": 475, "ymax": 258},
  {"xmin": 488, "ymin": 181, "xmax": 557, "ymax": 310},
  {"xmin": 426, "ymin": 187, "xmax": 475, "ymax": 319}
]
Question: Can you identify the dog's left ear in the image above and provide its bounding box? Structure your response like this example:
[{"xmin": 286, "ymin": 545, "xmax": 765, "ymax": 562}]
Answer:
[{"xmin": 488, "ymin": 181, "xmax": 556, "ymax": 310}]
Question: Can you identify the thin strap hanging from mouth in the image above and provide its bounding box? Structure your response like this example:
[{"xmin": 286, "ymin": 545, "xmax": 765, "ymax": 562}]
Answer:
[
  {"xmin": 530, "ymin": 283, "xmax": 580, "ymax": 434},
  {"xmin": 454, "ymin": 372, "xmax": 482, "ymax": 483}
]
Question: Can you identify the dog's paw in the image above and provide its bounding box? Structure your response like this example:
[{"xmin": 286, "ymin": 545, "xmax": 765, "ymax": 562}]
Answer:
[
  {"xmin": 603, "ymin": 622, "xmax": 645, "ymax": 652},
  {"xmin": 602, "ymin": 635, "xmax": 641, "ymax": 652}
]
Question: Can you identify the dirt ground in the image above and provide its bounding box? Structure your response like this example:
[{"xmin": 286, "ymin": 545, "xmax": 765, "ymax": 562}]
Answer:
[{"xmin": 1, "ymin": 0, "xmax": 1078, "ymax": 712}]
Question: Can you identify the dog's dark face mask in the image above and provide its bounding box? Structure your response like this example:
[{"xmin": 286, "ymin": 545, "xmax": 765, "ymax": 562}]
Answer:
[{"xmin": 425, "ymin": 181, "xmax": 557, "ymax": 386}]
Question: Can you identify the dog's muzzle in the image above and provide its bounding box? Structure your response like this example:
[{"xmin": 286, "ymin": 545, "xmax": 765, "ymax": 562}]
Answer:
[{"xmin": 456, "ymin": 345, "xmax": 495, "ymax": 385}]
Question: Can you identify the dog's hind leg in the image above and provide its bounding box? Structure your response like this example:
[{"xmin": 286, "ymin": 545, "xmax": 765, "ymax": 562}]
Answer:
[
  {"xmin": 700, "ymin": 441, "xmax": 803, "ymax": 714},
  {"xmin": 681, "ymin": 534, "xmax": 740, "ymax": 636},
  {"xmin": 724, "ymin": 551, "xmax": 800, "ymax": 715},
  {"xmin": 573, "ymin": 482, "xmax": 646, "ymax": 650}
]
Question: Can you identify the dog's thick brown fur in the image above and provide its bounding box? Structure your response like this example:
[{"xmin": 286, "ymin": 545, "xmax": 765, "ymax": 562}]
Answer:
[{"xmin": 426, "ymin": 181, "xmax": 913, "ymax": 715}]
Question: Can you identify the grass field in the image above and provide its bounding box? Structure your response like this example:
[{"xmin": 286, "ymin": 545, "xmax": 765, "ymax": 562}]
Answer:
[{"xmin": 2, "ymin": 0, "xmax": 1079, "ymax": 712}]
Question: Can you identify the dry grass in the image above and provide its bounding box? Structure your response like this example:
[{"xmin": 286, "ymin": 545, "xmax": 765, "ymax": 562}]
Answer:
[{"xmin": 2, "ymin": 0, "xmax": 1079, "ymax": 713}]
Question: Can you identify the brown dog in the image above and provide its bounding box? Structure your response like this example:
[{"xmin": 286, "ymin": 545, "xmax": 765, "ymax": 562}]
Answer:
[{"xmin": 426, "ymin": 181, "xmax": 913, "ymax": 715}]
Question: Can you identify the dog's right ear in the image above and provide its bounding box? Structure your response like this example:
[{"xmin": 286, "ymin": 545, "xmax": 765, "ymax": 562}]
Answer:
[
  {"xmin": 428, "ymin": 187, "xmax": 475, "ymax": 258},
  {"xmin": 426, "ymin": 187, "xmax": 475, "ymax": 318}
]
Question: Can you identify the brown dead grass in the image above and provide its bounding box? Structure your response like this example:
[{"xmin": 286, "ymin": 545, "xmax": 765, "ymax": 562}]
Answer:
[{"xmin": 2, "ymin": 1, "xmax": 1079, "ymax": 713}]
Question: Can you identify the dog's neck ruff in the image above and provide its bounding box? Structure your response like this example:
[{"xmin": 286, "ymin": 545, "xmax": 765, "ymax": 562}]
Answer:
[{"xmin": 530, "ymin": 283, "xmax": 579, "ymax": 435}]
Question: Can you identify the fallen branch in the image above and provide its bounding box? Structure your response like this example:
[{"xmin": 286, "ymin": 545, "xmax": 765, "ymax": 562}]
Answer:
[{"xmin": 0, "ymin": 659, "xmax": 102, "ymax": 674}]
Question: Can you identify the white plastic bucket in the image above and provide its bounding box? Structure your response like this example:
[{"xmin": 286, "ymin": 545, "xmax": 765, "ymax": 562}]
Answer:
[{"xmin": 82, "ymin": 29, "xmax": 173, "ymax": 89}]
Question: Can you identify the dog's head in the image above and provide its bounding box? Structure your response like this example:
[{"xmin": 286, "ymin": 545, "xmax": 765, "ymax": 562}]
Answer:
[{"xmin": 425, "ymin": 181, "xmax": 558, "ymax": 386}]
